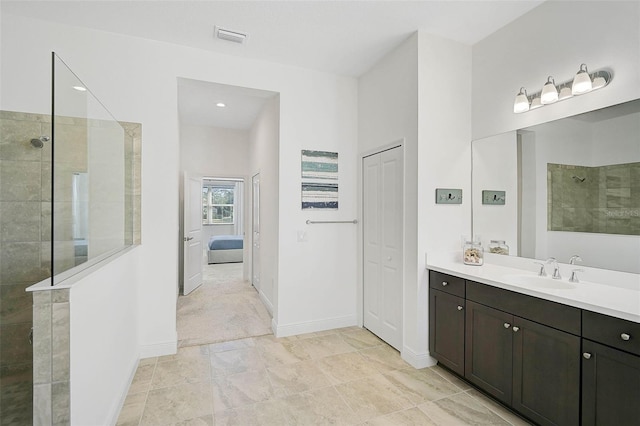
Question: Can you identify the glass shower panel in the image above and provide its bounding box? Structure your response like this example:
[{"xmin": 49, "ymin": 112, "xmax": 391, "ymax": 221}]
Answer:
[{"xmin": 52, "ymin": 54, "xmax": 132, "ymax": 284}]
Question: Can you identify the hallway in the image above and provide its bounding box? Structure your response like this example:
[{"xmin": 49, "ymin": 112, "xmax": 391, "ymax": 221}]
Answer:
[{"xmin": 177, "ymin": 262, "xmax": 273, "ymax": 348}]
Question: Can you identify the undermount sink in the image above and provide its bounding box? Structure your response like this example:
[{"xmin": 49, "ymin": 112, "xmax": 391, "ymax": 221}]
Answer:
[{"xmin": 504, "ymin": 274, "xmax": 577, "ymax": 290}]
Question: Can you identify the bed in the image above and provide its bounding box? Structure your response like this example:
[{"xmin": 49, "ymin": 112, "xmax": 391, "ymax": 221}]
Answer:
[{"xmin": 207, "ymin": 235, "xmax": 244, "ymax": 264}]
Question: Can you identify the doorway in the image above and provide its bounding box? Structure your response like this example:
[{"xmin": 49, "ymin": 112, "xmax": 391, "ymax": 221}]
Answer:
[
  {"xmin": 251, "ymin": 173, "xmax": 261, "ymax": 292},
  {"xmin": 362, "ymin": 144, "xmax": 404, "ymax": 350}
]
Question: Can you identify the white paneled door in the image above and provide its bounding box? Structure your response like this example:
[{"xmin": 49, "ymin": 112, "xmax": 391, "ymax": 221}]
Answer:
[
  {"xmin": 183, "ymin": 173, "xmax": 203, "ymax": 295},
  {"xmin": 363, "ymin": 145, "xmax": 403, "ymax": 350}
]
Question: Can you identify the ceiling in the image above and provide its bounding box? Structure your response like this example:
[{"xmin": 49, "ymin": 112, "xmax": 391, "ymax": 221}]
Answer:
[{"xmin": 3, "ymin": 0, "xmax": 545, "ymax": 129}]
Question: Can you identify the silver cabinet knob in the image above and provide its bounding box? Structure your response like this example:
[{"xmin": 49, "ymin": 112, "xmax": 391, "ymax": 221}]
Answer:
[
  {"xmin": 457, "ymin": 305, "xmax": 463, "ymax": 311},
  {"xmin": 621, "ymin": 333, "xmax": 631, "ymax": 341},
  {"xmin": 441, "ymin": 281, "xmax": 448, "ymax": 286},
  {"xmin": 512, "ymin": 326, "xmax": 520, "ymax": 332},
  {"xmin": 504, "ymin": 323, "xmax": 511, "ymax": 329},
  {"xmin": 583, "ymin": 353, "xmax": 592, "ymax": 359}
]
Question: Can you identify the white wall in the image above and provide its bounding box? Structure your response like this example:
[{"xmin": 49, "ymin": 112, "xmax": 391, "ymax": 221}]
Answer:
[
  {"xmin": 358, "ymin": 32, "xmax": 472, "ymax": 368},
  {"xmin": 358, "ymin": 33, "xmax": 419, "ymax": 363},
  {"xmin": 69, "ymin": 249, "xmax": 140, "ymax": 425},
  {"xmin": 248, "ymin": 96, "xmax": 280, "ymax": 317},
  {"xmin": 1, "ymin": 12, "xmax": 358, "ymax": 424},
  {"xmin": 417, "ymin": 32, "xmax": 472, "ymax": 365},
  {"xmin": 472, "ymin": 131, "xmax": 518, "ymax": 250},
  {"xmin": 472, "ymin": 0, "xmax": 640, "ymax": 140}
]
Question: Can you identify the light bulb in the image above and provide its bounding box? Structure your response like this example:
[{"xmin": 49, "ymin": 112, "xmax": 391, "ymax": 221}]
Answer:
[
  {"xmin": 541, "ymin": 77, "xmax": 558, "ymax": 104},
  {"xmin": 572, "ymin": 64, "xmax": 592, "ymax": 95},
  {"xmin": 513, "ymin": 88, "xmax": 530, "ymax": 113}
]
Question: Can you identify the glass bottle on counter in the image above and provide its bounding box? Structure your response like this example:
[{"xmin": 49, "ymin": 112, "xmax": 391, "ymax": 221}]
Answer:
[
  {"xmin": 463, "ymin": 240, "xmax": 484, "ymax": 265},
  {"xmin": 488, "ymin": 240, "xmax": 509, "ymax": 255}
]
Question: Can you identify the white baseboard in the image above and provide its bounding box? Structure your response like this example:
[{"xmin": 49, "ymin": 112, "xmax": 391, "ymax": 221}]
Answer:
[
  {"xmin": 258, "ymin": 290, "xmax": 274, "ymax": 316},
  {"xmin": 107, "ymin": 355, "xmax": 139, "ymax": 426},
  {"xmin": 139, "ymin": 338, "xmax": 177, "ymax": 359},
  {"xmin": 273, "ymin": 314, "xmax": 358, "ymax": 337},
  {"xmin": 402, "ymin": 345, "xmax": 437, "ymax": 369}
]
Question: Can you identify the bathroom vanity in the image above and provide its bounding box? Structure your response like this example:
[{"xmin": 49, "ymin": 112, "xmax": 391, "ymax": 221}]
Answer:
[{"xmin": 427, "ymin": 260, "xmax": 640, "ymax": 426}]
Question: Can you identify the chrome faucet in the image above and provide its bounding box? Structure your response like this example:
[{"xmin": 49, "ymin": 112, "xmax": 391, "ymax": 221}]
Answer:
[
  {"xmin": 569, "ymin": 255, "xmax": 583, "ymax": 265},
  {"xmin": 569, "ymin": 268, "xmax": 584, "ymax": 283},
  {"xmin": 546, "ymin": 257, "xmax": 561, "ymax": 280},
  {"xmin": 534, "ymin": 261, "xmax": 547, "ymax": 277}
]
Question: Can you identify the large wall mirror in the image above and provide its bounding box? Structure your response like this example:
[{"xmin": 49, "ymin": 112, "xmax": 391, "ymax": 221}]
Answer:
[{"xmin": 472, "ymin": 98, "xmax": 640, "ymax": 274}]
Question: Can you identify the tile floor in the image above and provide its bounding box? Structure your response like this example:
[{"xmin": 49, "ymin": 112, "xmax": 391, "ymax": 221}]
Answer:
[{"xmin": 117, "ymin": 262, "xmax": 532, "ymax": 425}]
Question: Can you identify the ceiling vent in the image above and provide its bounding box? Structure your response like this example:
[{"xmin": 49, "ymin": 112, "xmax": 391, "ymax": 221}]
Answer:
[{"xmin": 214, "ymin": 26, "xmax": 247, "ymax": 44}]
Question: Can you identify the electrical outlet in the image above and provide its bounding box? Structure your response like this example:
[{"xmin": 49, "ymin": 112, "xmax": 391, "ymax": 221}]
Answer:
[
  {"xmin": 482, "ymin": 190, "xmax": 506, "ymax": 205},
  {"xmin": 435, "ymin": 188, "xmax": 463, "ymax": 204}
]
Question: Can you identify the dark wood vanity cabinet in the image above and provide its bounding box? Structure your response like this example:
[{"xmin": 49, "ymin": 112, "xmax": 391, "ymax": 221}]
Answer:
[
  {"xmin": 581, "ymin": 311, "xmax": 640, "ymax": 426},
  {"xmin": 464, "ymin": 292, "xmax": 580, "ymax": 426},
  {"xmin": 429, "ymin": 271, "xmax": 466, "ymax": 375},
  {"xmin": 429, "ymin": 271, "xmax": 584, "ymax": 426}
]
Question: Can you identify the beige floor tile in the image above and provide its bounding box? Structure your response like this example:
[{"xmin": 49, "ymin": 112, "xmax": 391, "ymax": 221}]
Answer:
[
  {"xmin": 364, "ymin": 407, "xmax": 438, "ymax": 425},
  {"xmin": 209, "ymin": 347, "xmax": 265, "ymax": 377},
  {"xmin": 255, "ymin": 339, "xmax": 311, "ymax": 366},
  {"xmin": 128, "ymin": 362, "xmax": 156, "ymax": 395},
  {"xmin": 418, "ymin": 392, "xmax": 511, "ymax": 426},
  {"xmin": 266, "ymin": 359, "xmax": 332, "ymax": 395},
  {"xmin": 278, "ymin": 386, "xmax": 359, "ymax": 425},
  {"xmin": 339, "ymin": 328, "xmax": 384, "ymax": 350},
  {"xmin": 208, "ymin": 338, "xmax": 255, "ymax": 354},
  {"xmin": 115, "ymin": 392, "xmax": 146, "ymax": 426},
  {"xmin": 212, "ymin": 370, "xmax": 276, "ymax": 412},
  {"xmin": 383, "ymin": 367, "xmax": 464, "ymax": 404},
  {"xmin": 298, "ymin": 334, "xmax": 357, "ymax": 359},
  {"xmin": 335, "ymin": 374, "xmax": 414, "ymax": 422},
  {"xmin": 140, "ymin": 381, "xmax": 213, "ymax": 426},
  {"xmin": 151, "ymin": 347, "xmax": 211, "ymax": 389},
  {"xmin": 316, "ymin": 352, "xmax": 380, "ymax": 385},
  {"xmin": 430, "ymin": 364, "xmax": 473, "ymax": 391},
  {"xmin": 466, "ymin": 389, "xmax": 534, "ymax": 426},
  {"xmin": 214, "ymin": 399, "xmax": 286, "ymax": 425},
  {"xmin": 174, "ymin": 414, "xmax": 214, "ymax": 425},
  {"xmin": 359, "ymin": 345, "xmax": 411, "ymax": 373}
]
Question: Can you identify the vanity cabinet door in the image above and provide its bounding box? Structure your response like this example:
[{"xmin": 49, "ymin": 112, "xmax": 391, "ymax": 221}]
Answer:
[
  {"xmin": 512, "ymin": 317, "xmax": 580, "ymax": 426},
  {"xmin": 582, "ymin": 339, "xmax": 640, "ymax": 426},
  {"xmin": 429, "ymin": 289, "xmax": 465, "ymax": 375},
  {"xmin": 465, "ymin": 300, "xmax": 513, "ymax": 405}
]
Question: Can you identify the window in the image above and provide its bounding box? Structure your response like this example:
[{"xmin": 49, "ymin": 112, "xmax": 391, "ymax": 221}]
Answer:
[{"xmin": 202, "ymin": 181, "xmax": 236, "ymax": 225}]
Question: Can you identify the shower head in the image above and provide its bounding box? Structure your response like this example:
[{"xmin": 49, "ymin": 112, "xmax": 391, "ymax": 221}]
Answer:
[
  {"xmin": 30, "ymin": 136, "xmax": 50, "ymax": 149},
  {"xmin": 572, "ymin": 175, "xmax": 586, "ymax": 183}
]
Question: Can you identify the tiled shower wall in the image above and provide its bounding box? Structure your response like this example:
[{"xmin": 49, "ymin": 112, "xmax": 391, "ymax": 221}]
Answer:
[
  {"xmin": 0, "ymin": 110, "xmax": 141, "ymax": 425},
  {"xmin": 0, "ymin": 110, "xmax": 52, "ymax": 424},
  {"xmin": 548, "ymin": 162, "xmax": 640, "ymax": 235}
]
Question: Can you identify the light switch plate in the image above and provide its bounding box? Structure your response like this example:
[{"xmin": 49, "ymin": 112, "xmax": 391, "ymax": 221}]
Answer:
[
  {"xmin": 482, "ymin": 190, "xmax": 506, "ymax": 205},
  {"xmin": 435, "ymin": 188, "xmax": 462, "ymax": 204}
]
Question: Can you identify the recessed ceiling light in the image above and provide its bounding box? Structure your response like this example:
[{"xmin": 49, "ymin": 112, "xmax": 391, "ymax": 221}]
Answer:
[
  {"xmin": 73, "ymin": 86, "xmax": 87, "ymax": 92},
  {"xmin": 216, "ymin": 102, "xmax": 226, "ymax": 108}
]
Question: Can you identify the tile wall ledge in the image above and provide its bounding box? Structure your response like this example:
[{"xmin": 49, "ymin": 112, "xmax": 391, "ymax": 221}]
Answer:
[{"xmin": 27, "ymin": 245, "xmax": 140, "ymax": 292}]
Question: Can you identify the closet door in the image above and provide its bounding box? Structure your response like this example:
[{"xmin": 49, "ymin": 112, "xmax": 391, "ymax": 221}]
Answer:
[{"xmin": 363, "ymin": 146, "xmax": 403, "ymax": 350}]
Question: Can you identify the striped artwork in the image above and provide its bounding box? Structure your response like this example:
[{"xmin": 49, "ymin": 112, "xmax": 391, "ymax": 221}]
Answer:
[
  {"xmin": 301, "ymin": 182, "xmax": 338, "ymax": 210},
  {"xmin": 301, "ymin": 150, "xmax": 338, "ymax": 180}
]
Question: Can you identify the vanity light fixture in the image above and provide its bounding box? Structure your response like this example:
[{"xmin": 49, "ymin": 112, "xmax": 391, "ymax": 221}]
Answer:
[
  {"xmin": 541, "ymin": 76, "xmax": 559, "ymax": 104},
  {"xmin": 513, "ymin": 88, "xmax": 530, "ymax": 113},
  {"xmin": 572, "ymin": 64, "xmax": 592, "ymax": 95},
  {"xmin": 512, "ymin": 63, "xmax": 612, "ymax": 113},
  {"xmin": 73, "ymin": 85, "xmax": 87, "ymax": 92},
  {"xmin": 216, "ymin": 102, "xmax": 226, "ymax": 108}
]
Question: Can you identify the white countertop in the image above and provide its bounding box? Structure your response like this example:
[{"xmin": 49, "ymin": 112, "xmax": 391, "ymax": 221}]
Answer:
[{"xmin": 427, "ymin": 253, "xmax": 640, "ymax": 324}]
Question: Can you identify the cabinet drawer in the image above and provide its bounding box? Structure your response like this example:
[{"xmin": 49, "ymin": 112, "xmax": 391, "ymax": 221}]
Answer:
[
  {"xmin": 466, "ymin": 280, "xmax": 581, "ymax": 335},
  {"xmin": 429, "ymin": 270, "xmax": 465, "ymax": 297},
  {"xmin": 583, "ymin": 310, "xmax": 640, "ymax": 356}
]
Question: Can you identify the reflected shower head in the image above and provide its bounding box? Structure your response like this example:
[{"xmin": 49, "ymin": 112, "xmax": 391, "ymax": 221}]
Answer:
[
  {"xmin": 572, "ymin": 175, "xmax": 586, "ymax": 182},
  {"xmin": 30, "ymin": 136, "xmax": 50, "ymax": 148}
]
